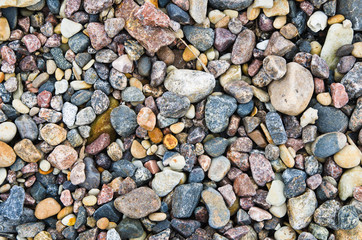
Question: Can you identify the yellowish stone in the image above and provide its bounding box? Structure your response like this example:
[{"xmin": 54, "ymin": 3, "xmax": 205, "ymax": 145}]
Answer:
[
  {"xmin": 263, "ymin": 0, "xmax": 289, "ymax": 17},
  {"xmin": 327, "ymin": 14, "xmax": 345, "ymax": 25},
  {"xmin": 279, "ymin": 144, "xmax": 295, "ymax": 168},
  {"xmin": 0, "ymin": 18, "xmax": 10, "ymax": 41},
  {"xmin": 131, "ymin": 140, "xmax": 147, "ymax": 159},
  {"xmin": 247, "ymin": 3, "xmax": 260, "ymax": 21},
  {"xmin": 196, "ymin": 53, "xmax": 208, "ymax": 71},
  {"xmin": 183, "ymin": 45, "xmax": 200, "ymax": 62},
  {"xmin": 273, "ymin": 16, "xmax": 287, "ymax": 29},
  {"xmin": 334, "ymin": 145, "xmax": 361, "ymax": 168},
  {"xmin": 352, "ymin": 42, "xmax": 362, "ymax": 58},
  {"xmin": 310, "ymin": 41, "xmax": 322, "ymax": 55},
  {"xmin": 316, "ymin": 92, "xmax": 332, "ymax": 106},
  {"xmin": 163, "ymin": 134, "xmax": 178, "ymax": 150},
  {"xmin": 215, "ymin": 15, "xmax": 230, "ymax": 28}
]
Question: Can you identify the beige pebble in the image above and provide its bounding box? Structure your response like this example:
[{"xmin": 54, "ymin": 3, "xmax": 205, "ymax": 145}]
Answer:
[
  {"xmin": 34, "ymin": 231, "xmax": 52, "ymax": 240},
  {"xmin": 170, "ymin": 122, "xmax": 185, "ymax": 134},
  {"xmin": 46, "ymin": 60, "xmax": 57, "ymax": 75},
  {"xmin": 310, "ymin": 41, "xmax": 322, "ymax": 55},
  {"xmin": 148, "ymin": 212, "xmax": 167, "ymax": 222},
  {"xmin": 131, "ymin": 140, "xmax": 147, "ymax": 159},
  {"xmin": 57, "ymin": 206, "xmax": 73, "ymax": 220},
  {"xmin": 64, "ymin": 69, "xmax": 72, "ymax": 80},
  {"xmin": 35, "ymin": 198, "xmax": 61, "ymax": 219},
  {"xmin": 70, "ymin": 81, "xmax": 92, "ymax": 90},
  {"xmin": 215, "ymin": 15, "xmax": 230, "ymax": 28},
  {"xmin": 82, "ymin": 195, "xmax": 97, "ymax": 206},
  {"xmin": 185, "ymin": 104, "xmax": 195, "ymax": 119},
  {"xmin": 316, "ymin": 92, "xmax": 332, "ymax": 106},
  {"xmin": 196, "ymin": 53, "xmax": 208, "ymax": 71},
  {"xmin": 208, "ymin": 10, "xmax": 225, "ymax": 24},
  {"xmin": 55, "ymin": 68, "xmax": 64, "ymax": 81},
  {"xmin": 97, "ymin": 217, "xmax": 109, "ymax": 230},
  {"xmin": 273, "ymin": 16, "xmax": 287, "ymax": 29},
  {"xmin": 12, "ymin": 99, "xmax": 29, "ymax": 114},
  {"xmin": 141, "ymin": 140, "xmax": 151, "ymax": 150},
  {"xmin": 130, "ymin": 78, "xmax": 143, "ymax": 91},
  {"xmin": 247, "ymin": 3, "xmax": 261, "ymax": 20},
  {"xmin": 352, "ymin": 42, "xmax": 362, "ymax": 58},
  {"xmin": 39, "ymin": 160, "xmax": 51, "ymax": 172},
  {"xmin": 83, "ymin": 59, "xmax": 95, "ymax": 70},
  {"xmin": 334, "ymin": 145, "xmax": 361, "ymax": 169},
  {"xmin": 279, "ymin": 144, "xmax": 295, "ymax": 168},
  {"xmin": 183, "ymin": 45, "xmax": 200, "ymax": 62},
  {"xmin": 224, "ymin": 10, "xmax": 238, "ymax": 18}
]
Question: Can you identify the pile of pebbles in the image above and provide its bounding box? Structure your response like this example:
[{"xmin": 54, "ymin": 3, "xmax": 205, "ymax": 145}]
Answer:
[{"xmin": 0, "ymin": 0, "xmax": 361, "ymax": 239}]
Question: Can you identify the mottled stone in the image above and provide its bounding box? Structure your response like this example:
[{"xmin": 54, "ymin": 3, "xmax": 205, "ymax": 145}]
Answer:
[
  {"xmin": 311, "ymin": 132, "xmax": 347, "ymax": 158},
  {"xmin": 231, "ymin": 29, "xmax": 256, "ymax": 65},
  {"xmin": 172, "ymin": 183, "xmax": 203, "ymax": 218},
  {"xmin": 201, "ymin": 188, "xmax": 230, "ymax": 229}
]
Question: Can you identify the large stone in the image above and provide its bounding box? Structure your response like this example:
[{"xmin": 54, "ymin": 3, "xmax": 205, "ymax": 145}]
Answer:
[
  {"xmin": 114, "ymin": 187, "xmax": 161, "ymax": 219},
  {"xmin": 268, "ymin": 62, "xmax": 314, "ymax": 116},
  {"xmin": 172, "ymin": 183, "xmax": 203, "ymax": 218},
  {"xmin": 313, "ymin": 103, "xmax": 348, "ymax": 133},
  {"xmin": 320, "ymin": 22, "xmax": 354, "ymax": 70},
  {"xmin": 110, "ymin": 105, "xmax": 137, "ymax": 137},
  {"xmin": 337, "ymin": 0, "xmax": 362, "ymax": 31},
  {"xmin": 164, "ymin": 69, "xmax": 215, "ymax": 103},
  {"xmin": 209, "ymin": 0, "xmax": 253, "ymax": 10},
  {"xmin": 201, "ymin": 188, "xmax": 230, "ymax": 229},
  {"xmin": 311, "ymin": 132, "xmax": 346, "ymax": 158},
  {"xmin": 287, "ymin": 189, "xmax": 317, "ymax": 230},
  {"xmin": 0, "ymin": 17, "xmax": 10, "ymax": 41},
  {"xmin": 0, "ymin": 186, "xmax": 25, "ymax": 220},
  {"xmin": 14, "ymin": 139, "xmax": 42, "ymax": 163}
]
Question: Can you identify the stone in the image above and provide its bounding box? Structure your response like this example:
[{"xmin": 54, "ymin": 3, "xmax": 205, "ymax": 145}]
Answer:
[
  {"xmin": 265, "ymin": 32, "xmax": 295, "ymax": 56},
  {"xmin": 287, "ymin": 189, "xmax": 317, "ymax": 230},
  {"xmin": 209, "ymin": 0, "xmax": 253, "ymax": 10},
  {"xmin": 40, "ymin": 123, "xmax": 66, "ymax": 146},
  {"xmin": 313, "ymin": 103, "xmax": 348, "ymax": 133},
  {"xmin": 334, "ymin": 144, "xmax": 361, "ymax": 169},
  {"xmin": 166, "ymin": 3, "xmax": 191, "ymax": 24},
  {"xmin": 150, "ymin": 61, "xmax": 166, "ymax": 87},
  {"xmin": 164, "ymin": 69, "xmax": 215, "ymax": 103},
  {"xmin": 0, "ymin": 141, "xmax": 16, "ymax": 167},
  {"xmin": 311, "ymin": 132, "xmax": 347, "ymax": 158},
  {"xmin": 110, "ymin": 105, "xmax": 137, "ymax": 137},
  {"xmin": 172, "ymin": 183, "xmax": 203, "ymax": 218},
  {"xmin": 307, "ymin": 11, "xmax": 327, "ymax": 32},
  {"xmin": 0, "ymin": 0, "xmax": 41, "ymax": 7},
  {"xmin": 0, "ymin": 185, "xmax": 25, "ymax": 220},
  {"xmin": 224, "ymin": 80, "xmax": 253, "ymax": 104},
  {"xmin": 268, "ymin": 62, "xmax": 314, "ymax": 116},
  {"xmin": 114, "ymin": 187, "xmax": 161, "ymax": 219},
  {"xmin": 16, "ymin": 222, "xmax": 45, "ymax": 238},
  {"xmin": 35, "ymin": 198, "xmax": 61, "ymax": 220},
  {"xmin": 171, "ymin": 219, "xmax": 200, "ymax": 238},
  {"xmin": 263, "ymin": 0, "xmax": 289, "ymax": 17},
  {"xmin": 134, "ymin": 2, "xmax": 170, "ymax": 27},
  {"xmin": 205, "ymin": 94, "xmax": 237, "ymax": 133},
  {"xmin": 266, "ymin": 112, "xmax": 287, "ymax": 145},
  {"xmin": 214, "ymin": 28, "xmax": 236, "ymax": 53},
  {"xmin": 313, "ymin": 200, "xmax": 340, "ymax": 230},
  {"xmin": 83, "ymin": 0, "xmax": 112, "ymax": 14},
  {"xmin": 338, "ymin": 166, "xmax": 362, "ymax": 201},
  {"xmin": 320, "ymin": 21, "xmax": 354, "ymax": 70},
  {"xmin": 14, "ymin": 139, "xmax": 42, "ymax": 163},
  {"xmin": 152, "ymin": 169, "xmax": 183, "ymax": 197},
  {"xmin": 337, "ymin": 0, "xmax": 362, "ymax": 31},
  {"xmin": 60, "ymin": 18, "xmax": 82, "ymax": 38},
  {"xmin": 337, "ymin": 56, "xmax": 356, "ymax": 74},
  {"xmin": 22, "ymin": 34, "xmax": 41, "ymax": 53},
  {"xmin": 282, "ymin": 168, "xmax": 307, "ymax": 198},
  {"xmin": 204, "ymin": 137, "xmax": 229, "ymax": 157},
  {"xmin": 157, "ymin": 92, "xmax": 190, "ymax": 118},
  {"xmin": 263, "ymin": 55, "xmax": 287, "ymax": 80},
  {"xmin": 68, "ymin": 33, "xmax": 90, "ymax": 54},
  {"xmin": 201, "ymin": 187, "xmax": 230, "ymax": 229},
  {"xmin": 341, "ymin": 62, "xmax": 362, "ymax": 99},
  {"xmin": 189, "ymin": 0, "xmax": 207, "ymax": 24},
  {"xmin": 0, "ymin": 122, "xmax": 16, "ymax": 142},
  {"xmin": 311, "ymin": 54, "xmax": 329, "ymax": 79},
  {"xmin": 248, "ymin": 207, "xmax": 272, "ymax": 222},
  {"xmin": 334, "ymin": 221, "xmax": 362, "ymax": 240},
  {"xmin": 47, "ymin": 145, "xmax": 78, "ymax": 170},
  {"xmin": 231, "ymin": 29, "xmax": 255, "ymax": 65},
  {"xmin": 184, "ymin": 26, "xmax": 214, "ymax": 52},
  {"xmin": 208, "ymin": 156, "xmax": 231, "ymax": 182},
  {"xmin": 137, "ymin": 107, "xmax": 156, "ymax": 131},
  {"xmin": 338, "ymin": 205, "xmax": 359, "ymax": 230},
  {"xmin": 87, "ymin": 23, "xmax": 112, "ymax": 51},
  {"xmin": 233, "ymin": 173, "xmax": 256, "ymax": 197}
]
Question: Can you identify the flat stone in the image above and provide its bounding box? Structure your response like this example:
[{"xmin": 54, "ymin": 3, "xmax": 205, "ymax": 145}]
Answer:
[
  {"xmin": 311, "ymin": 132, "xmax": 347, "ymax": 158},
  {"xmin": 201, "ymin": 188, "xmax": 230, "ymax": 229},
  {"xmin": 157, "ymin": 91, "xmax": 190, "ymax": 118},
  {"xmin": 152, "ymin": 169, "xmax": 183, "ymax": 197},
  {"xmin": 114, "ymin": 187, "xmax": 161, "ymax": 219},
  {"xmin": 224, "ymin": 80, "xmax": 253, "ymax": 104},
  {"xmin": 164, "ymin": 69, "xmax": 215, "ymax": 103},
  {"xmin": 268, "ymin": 62, "xmax": 314, "ymax": 116},
  {"xmin": 287, "ymin": 189, "xmax": 317, "ymax": 230},
  {"xmin": 172, "ymin": 183, "xmax": 203, "ymax": 218}
]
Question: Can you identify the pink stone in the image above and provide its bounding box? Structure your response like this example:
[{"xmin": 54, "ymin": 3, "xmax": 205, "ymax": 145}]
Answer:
[
  {"xmin": 227, "ymin": 167, "xmax": 243, "ymax": 181},
  {"xmin": 229, "ymin": 137, "xmax": 253, "ymax": 152},
  {"xmin": 1, "ymin": 46, "xmax": 16, "ymax": 65},
  {"xmin": 60, "ymin": 189, "xmax": 74, "ymax": 206},
  {"xmin": 97, "ymin": 184, "xmax": 114, "ymax": 205},
  {"xmin": 83, "ymin": 0, "xmax": 113, "ymax": 14},
  {"xmin": 22, "ymin": 34, "xmax": 41, "ymax": 53},
  {"xmin": 300, "ymin": 1, "xmax": 314, "ymax": 16},
  {"xmin": 249, "ymin": 153, "xmax": 274, "ymax": 187},
  {"xmin": 294, "ymin": 154, "xmax": 304, "ymax": 170},
  {"xmin": 353, "ymin": 186, "xmax": 362, "ymax": 201},
  {"xmin": 218, "ymin": 184, "xmax": 237, "ymax": 207},
  {"xmin": 134, "ymin": 2, "xmax": 171, "ymax": 28},
  {"xmin": 37, "ymin": 90, "xmax": 52, "ymax": 108},
  {"xmin": 239, "ymin": 197, "xmax": 254, "ymax": 210},
  {"xmin": 85, "ymin": 133, "xmax": 111, "ymax": 155},
  {"xmin": 214, "ymin": 28, "xmax": 236, "ymax": 53},
  {"xmin": 18, "ymin": 17, "xmax": 30, "ymax": 32},
  {"xmin": 330, "ymin": 83, "xmax": 349, "ymax": 108},
  {"xmin": 34, "ymin": 32, "xmax": 47, "ymax": 45},
  {"xmin": 233, "ymin": 173, "xmax": 256, "ymax": 197},
  {"xmin": 314, "ymin": 77, "xmax": 325, "ymax": 94},
  {"xmin": 19, "ymin": 55, "xmax": 37, "ymax": 71},
  {"xmin": 87, "ymin": 23, "xmax": 112, "ymax": 51},
  {"xmin": 227, "ymin": 151, "xmax": 250, "ymax": 171},
  {"xmin": 285, "ymin": 138, "xmax": 304, "ymax": 152},
  {"xmin": 248, "ymin": 206, "xmax": 272, "ymax": 222},
  {"xmin": 224, "ymin": 226, "xmax": 249, "ymax": 240},
  {"xmin": 45, "ymin": 34, "xmax": 61, "ymax": 48},
  {"xmin": 1, "ymin": 60, "xmax": 15, "ymax": 73},
  {"xmin": 248, "ymin": 59, "xmax": 263, "ymax": 77},
  {"xmin": 9, "ymin": 29, "xmax": 23, "ymax": 40},
  {"xmin": 306, "ymin": 174, "xmax": 322, "ymax": 190},
  {"xmin": 25, "ymin": 175, "xmax": 37, "ymax": 188},
  {"xmin": 47, "ymin": 145, "xmax": 78, "ymax": 170},
  {"xmin": 65, "ymin": 0, "xmax": 82, "ymax": 17},
  {"xmin": 238, "ymin": 11, "xmax": 249, "ymax": 25},
  {"xmin": 118, "ymin": 177, "xmax": 137, "ymax": 195},
  {"xmin": 70, "ymin": 161, "xmax": 86, "ymax": 185},
  {"xmin": 21, "ymin": 162, "xmax": 38, "ymax": 174},
  {"xmin": 65, "ymin": 49, "xmax": 76, "ymax": 62},
  {"xmin": 97, "ymin": 232, "xmax": 107, "ymax": 240},
  {"xmin": 324, "ymin": 157, "xmax": 342, "ymax": 179}
]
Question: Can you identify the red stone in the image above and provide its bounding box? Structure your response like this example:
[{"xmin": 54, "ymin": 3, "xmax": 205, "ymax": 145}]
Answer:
[
  {"xmin": 330, "ymin": 83, "xmax": 349, "ymax": 108},
  {"xmin": 97, "ymin": 184, "xmax": 114, "ymax": 205},
  {"xmin": 65, "ymin": 0, "xmax": 82, "ymax": 17},
  {"xmin": 37, "ymin": 90, "xmax": 52, "ymax": 108},
  {"xmin": 293, "ymin": 52, "xmax": 312, "ymax": 68},
  {"xmin": 60, "ymin": 189, "xmax": 74, "ymax": 206},
  {"xmin": 45, "ymin": 34, "xmax": 61, "ymax": 48},
  {"xmin": 324, "ymin": 157, "xmax": 342, "ymax": 179},
  {"xmin": 97, "ymin": 232, "xmax": 107, "ymax": 240},
  {"xmin": 22, "ymin": 34, "xmax": 41, "ymax": 53},
  {"xmin": 227, "ymin": 151, "xmax": 249, "ymax": 171},
  {"xmin": 229, "ymin": 137, "xmax": 253, "ymax": 152},
  {"xmin": 144, "ymin": 160, "xmax": 160, "ymax": 174},
  {"xmin": 227, "ymin": 115, "xmax": 240, "ymax": 137},
  {"xmin": 239, "ymin": 197, "xmax": 254, "ymax": 210},
  {"xmin": 233, "ymin": 173, "xmax": 256, "ymax": 197},
  {"xmin": 87, "ymin": 23, "xmax": 112, "ymax": 51},
  {"xmin": 34, "ymin": 32, "xmax": 47, "ymax": 45},
  {"xmin": 85, "ymin": 133, "xmax": 111, "ymax": 155},
  {"xmin": 249, "ymin": 153, "xmax": 274, "ymax": 186},
  {"xmin": 134, "ymin": 2, "xmax": 170, "ymax": 28},
  {"xmin": 248, "ymin": 59, "xmax": 263, "ymax": 77},
  {"xmin": 294, "ymin": 154, "xmax": 304, "ymax": 170},
  {"xmin": 1, "ymin": 46, "xmax": 16, "ymax": 65},
  {"xmin": 314, "ymin": 78, "xmax": 325, "ymax": 94}
]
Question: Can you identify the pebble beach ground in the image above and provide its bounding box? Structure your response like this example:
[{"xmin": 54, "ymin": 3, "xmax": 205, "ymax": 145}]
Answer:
[{"xmin": 0, "ymin": 0, "xmax": 361, "ymax": 239}]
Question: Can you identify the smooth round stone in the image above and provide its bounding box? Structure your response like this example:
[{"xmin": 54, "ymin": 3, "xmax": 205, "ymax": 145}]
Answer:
[
  {"xmin": 274, "ymin": 226, "xmax": 296, "ymax": 240},
  {"xmin": 14, "ymin": 139, "xmax": 42, "ymax": 163},
  {"xmin": 333, "ymin": 145, "xmax": 361, "ymax": 169},
  {"xmin": 269, "ymin": 203, "xmax": 287, "ymax": 218},
  {"xmin": 138, "ymin": 56, "xmax": 152, "ymax": 77},
  {"xmin": 338, "ymin": 166, "xmax": 362, "ymax": 201},
  {"xmin": 0, "ymin": 168, "xmax": 6, "ymax": 185},
  {"xmin": 313, "ymin": 103, "xmax": 348, "ymax": 133},
  {"xmin": 311, "ymin": 132, "xmax": 347, "ymax": 158},
  {"xmin": 208, "ymin": 156, "xmax": 231, "ymax": 182},
  {"xmin": 266, "ymin": 180, "xmax": 286, "ymax": 207},
  {"xmin": 75, "ymin": 107, "xmax": 96, "ymax": 126},
  {"xmin": 265, "ymin": 112, "xmax": 287, "ymax": 145},
  {"xmin": 40, "ymin": 123, "xmax": 67, "ymax": 146},
  {"xmin": 0, "ymin": 141, "xmax": 16, "ymax": 168},
  {"xmin": 35, "ymin": 198, "xmax": 61, "ymax": 219},
  {"xmin": 236, "ymin": 100, "xmax": 254, "ymax": 117},
  {"xmin": 60, "ymin": 18, "xmax": 83, "ymax": 38},
  {"xmin": 39, "ymin": 160, "xmax": 51, "ymax": 172},
  {"xmin": 152, "ymin": 169, "xmax": 184, "ymax": 197},
  {"xmin": 183, "ymin": 26, "xmax": 214, "ymax": 52},
  {"xmin": 121, "ymin": 87, "xmax": 145, "ymax": 103},
  {"xmin": 204, "ymin": 137, "xmax": 229, "ymax": 157},
  {"xmin": 164, "ymin": 69, "xmax": 216, "ymax": 103},
  {"xmin": 172, "ymin": 183, "xmax": 203, "ymax": 218},
  {"xmin": 0, "ymin": 122, "xmax": 17, "ymax": 142},
  {"xmin": 201, "ymin": 187, "xmax": 230, "ymax": 229},
  {"xmin": 114, "ymin": 187, "xmax": 161, "ymax": 219},
  {"xmin": 169, "ymin": 155, "xmax": 186, "ymax": 171},
  {"xmin": 209, "ymin": 0, "xmax": 253, "ymax": 10},
  {"xmin": 110, "ymin": 105, "xmax": 137, "ymax": 137}
]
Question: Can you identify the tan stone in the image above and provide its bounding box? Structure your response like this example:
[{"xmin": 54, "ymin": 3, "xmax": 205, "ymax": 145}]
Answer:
[
  {"xmin": 131, "ymin": 140, "xmax": 147, "ymax": 159},
  {"xmin": 183, "ymin": 45, "xmax": 200, "ymax": 62},
  {"xmin": 268, "ymin": 62, "xmax": 314, "ymax": 116},
  {"xmin": 352, "ymin": 42, "xmax": 362, "ymax": 58},
  {"xmin": 0, "ymin": 141, "xmax": 16, "ymax": 167},
  {"xmin": 338, "ymin": 166, "xmax": 362, "ymax": 201},
  {"xmin": 40, "ymin": 123, "xmax": 67, "ymax": 146},
  {"xmin": 334, "ymin": 145, "xmax": 361, "ymax": 169},
  {"xmin": 0, "ymin": 18, "xmax": 10, "ymax": 41},
  {"xmin": 137, "ymin": 107, "xmax": 156, "ymax": 131},
  {"xmin": 335, "ymin": 221, "xmax": 362, "ymax": 240},
  {"xmin": 263, "ymin": 0, "xmax": 289, "ymax": 17},
  {"xmin": 0, "ymin": 0, "xmax": 41, "ymax": 7},
  {"xmin": 14, "ymin": 139, "xmax": 42, "ymax": 163},
  {"xmin": 35, "ymin": 198, "xmax": 61, "ymax": 220}
]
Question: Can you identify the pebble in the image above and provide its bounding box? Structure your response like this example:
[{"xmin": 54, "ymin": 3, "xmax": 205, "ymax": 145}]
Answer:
[
  {"xmin": 164, "ymin": 69, "xmax": 215, "ymax": 103},
  {"xmin": 282, "ymin": 168, "xmax": 307, "ymax": 198},
  {"xmin": 311, "ymin": 132, "xmax": 347, "ymax": 158},
  {"xmin": 201, "ymin": 187, "xmax": 230, "ymax": 229},
  {"xmin": 40, "ymin": 123, "xmax": 67, "ymax": 146},
  {"xmin": 231, "ymin": 29, "xmax": 255, "ymax": 65},
  {"xmin": 341, "ymin": 62, "xmax": 362, "ymax": 99},
  {"xmin": 35, "ymin": 198, "xmax": 61, "ymax": 219},
  {"xmin": 189, "ymin": 0, "xmax": 207, "ymax": 23},
  {"xmin": 0, "ymin": 17, "xmax": 10, "ymax": 41},
  {"xmin": 338, "ymin": 205, "xmax": 359, "ymax": 230},
  {"xmin": 313, "ymin": 199, "xmax": 340, "ymax": 230},
  {"xmin": 248, "ymin": 207, "xmax": 272, "ymax": 222},
  {"xmin": 172, "ymin": 183, "xmax": 203, "ymax": 218},
  {"xmin": 338, "ymin": 166, "xmax": 362, "ymax": 201},
  {"xmin": 184, "ymin": 26, "xmax": 214, "ymax": 52},
  {"xmin": 314, "ymin": 103, "xmax": 348, "ymax": 133},
  {"xmin": 263, "ymin": 55, "xmax": 287, "ymax": 80},
  {"xmin": 60, "ymin": 18, "xmax": 82, "ymax": 38},
  {"xmin": 0, "ymin": 122, "xmax": 17, "ymax": 142},
  {"xmin": 264, "ymin": 0, "xmax": 289, "ymax": 17},
  {"xmin": 266, "ymin": 180, "xmax": 286, "ymax": 207},
  {"xmin": 110, "ymin": 105, "xmax": 137, "ymax": 137},
  {"xmin": 268, "ymin": 62, "xmax": 314, "ymax": 116},
  {"xmin": 0, "ymin": 185, "xmax": 25, "ymax": 220},
  {"xmin": 157, "ymin": 91, "xmax": 190, "ymax": 118},
  {"xmin": 307, "ymin": 11, "xmax": 328, "ymax": 32},
  {"xmin": 47, "ymin": 144, "xmax": 78, "ymax": 170},
  {"xmin": 265, "ymin": 32, "xmax": 295, "ymax": 56},
  {"xmin": 14, "ymin": 139, "xmax": 42, "ymax": 163},
  {"xmin": 208, "ymin": 156, "xmax": 231, "ymax": 182},
  {"xmin": 114, "ymin": 187, "xmax": 161, "ymax": 219},
  {"xmin": 266, "ymin": 112, "xmax": 287, "ymax": 145},
  {"xmin": 337, "ymin": 56, "xmax": 356, "ymax": 74},
  {"xmin": 152, "ymin": 169, "xmax": 183, "ymax": 197}
]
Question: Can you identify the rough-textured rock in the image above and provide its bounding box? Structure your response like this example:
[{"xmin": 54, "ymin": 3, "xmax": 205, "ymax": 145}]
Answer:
[
  {"xmin": 231, "ymin": 29, "xmax": 256, "ymax": 65},
  {"xmin": 172, "ymin": 183, "xmax": 203, "ymax": 218},
  {"xmin": 337, "ymin": 0, "xmax": 362, "ymax": 31}
]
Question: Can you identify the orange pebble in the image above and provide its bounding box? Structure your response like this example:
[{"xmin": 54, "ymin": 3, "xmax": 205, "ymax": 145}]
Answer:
[
  {"xmin": 39, "ymin": 168, "xmax": 53, "ymax": 175},
  {"xmin": 148, "ymin": 128, "xmax": 163, "ymax": 144},
  {"xmin": 163, "ymin": 134, "xmax": 178, "ymax": 150}
]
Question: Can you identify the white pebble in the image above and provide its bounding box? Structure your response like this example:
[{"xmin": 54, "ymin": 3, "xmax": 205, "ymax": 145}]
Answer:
[
  {"xmin": 307, "ymin": 11, "xmax": 328, "ymax": 33},
  {"xmin": 266, "ymin": 180, "xmax": 286, "ymax": 206},
  {"xmin": 256, "ymin": 40, "xmax": 269, "ymax": 50},
  {"xmin": 61, "ymin": 18, "xmax": 83, "ymax": 38},
  {"xmin": 185, "ymin": 104, "xmax": 195, "ymax": 119},
  {"xmin": 269, "ymin": 203, "xmax": 287, "ymax": 218},
  {"xmin": 39, "ymin": 160, "xmax": 51, "ymax": 172},
  {"xmin": 70, "ymin": 81, "xmax": 92, "ymax": 90},
  {"xmin": 0, "ymin": 122, "xmax": 17, "ymax": 142},
  {"xmin": 253, "ymin": 0, "xmax": 273, "ymax": 8},
  {"xmin": 169, "ymin": 155, "xmax": 186, "ymax": 171},
  {"xmin": 12, "ymin": 99, "xmax": 29, "ymax": 114},
  {"xmin": 88, "ymin": 189, "xmax": 100, "ymax": 196},
  {"xmin": 300, "ymin": 107, "xmax": 318, "ymax": 128},
  {"xmin": 0, "ymin": 168, "xmax": 7, "ymax": 185}
]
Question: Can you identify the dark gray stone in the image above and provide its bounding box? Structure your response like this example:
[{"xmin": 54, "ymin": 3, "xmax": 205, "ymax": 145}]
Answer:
[
  {"xmin": 337, "ymin": 0, "xmax": 362, "ymax": 31},
  {"xmin": 15, "ymin": 114, "xmax": 38, "ymax": 141},
  {"xmin": 0, "ymin": 186, "xmax": 25, "ymax": 220},
  {"xmin": 110, "ymin": 105, "xmax": 138, "ymax": 137},
  {"xmin": 166, "ymin": 4, "xmax": 191, "ymax": 24},
  {"xmin": 183, "ymin": 26, "xmax": 214, "ymax": 52},
  {"xmin": 172, "ymin": 183, "xmax": 203, "ymax": 218},
  {"xmin": 209, "ymin": 0, "xmax": 253, "ymax": 10},
  {"xmin": 50, "ymin": 47, "xmax": 72, "ymax": 70},
  {"xmin": 68, "ymin": 33, "xmax": 90, "ymax": 53},
  {"xmin": 157, "ymin": 91, "xmax": 190, "ymax": 118},
  {"xmin": 79, "ymin": 157, "xmax": 100, "ymax": 190},
  {"xmin": 314, "ymin": 103, "xmax": 348, "ymax": 133},
  {"xmin": 265, "ymin": 112, "xmax": 287, "ymax": 145},
  {"xmin": 204, "ymin": 137, "xmax": 229, "ymax": 157},
  {"xmin": 282, "ymin": 168, "xmax": 307, "ymax": 198},
  {"xmin": 116, "ymin": 218, "xmax": 144, "ymax": 239},
  {"xmin": 311, "ymin": 132, "xmax": 347, "ymax": 158},
  {"xmin": 338, "ymin": 205, "xmax": 359, "ymax": 230}
]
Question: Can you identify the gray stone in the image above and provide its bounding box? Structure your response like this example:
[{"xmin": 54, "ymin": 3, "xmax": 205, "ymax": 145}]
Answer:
[
  {"xmin": 172, "ymin": 183, "xmax": 203, "ymax": 218},
  {"xmin": 183, "ymin": 26, "xmax": 214, "ymax": 52},
  {"xmin": 121, "ymin": 87, "xmax": 145, "ymax": 103},
  {"xmin": 0, "ymin": 185, "xmax": 25, "ymax": 220},
  {"xmin": 209, "ymin": 0, "xmax": 253, "ymax": 10},
  {"xmin": 337, "ymin": 0, "xmax": 362, "ymax": 31},
  {"xmin": 157, "ymin": 91, "xmax": 190, "ymax": 118},
  {"xmin": 341, "ymin": 62, "xmax": 362, "ymax": 99},
  {"xmin": 15, "ymin": 115, "xmax": 38, "ymax": 141},
  {"xmin": 311, "ymin": 132, "xmax": 347, "ymax": 158},
  {"xmin": 110, "ymin": 105, "xmax": 138, "ymax": 137},
  {"xmin": 265, "ymin": 112, "xmax": 287, "ymax": 145}
]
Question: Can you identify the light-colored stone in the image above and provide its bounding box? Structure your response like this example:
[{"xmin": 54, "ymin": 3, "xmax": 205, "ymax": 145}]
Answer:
[
  {"xmin": 40, "ymin": 123, "xmax": 67, "ymax": 146},
  {"xmin": 307, "ymin": 11, "xmax": 328, "ymax": 32},
  {"xmin": 338, "ymin": 166, "xmax": 362, "ymax": 201},
  {"xmin": 60, "ymin": 18, "xmax": 83, "ymax": 38},
  {"xmin": 300, "ymin": 107, "xmax": 318, "ymax": 127},
  {"xmin": 0, "ymin": 0, "xmax": 41, "ymax": 7},
  {"xmin": 334, "ymin": 145, "xmax": 361, "ymax": 168},
  {"xmin": 268, "ymin": 62, "xmax": 314, "ymax": 116},
  {"xmin": 269, "ymin": 203, "xmax": 287, "ymax": 218},
  {"xmin": 0, "ymin": 122, "xmax": 17, "ymax": 142},
  {"xmin": 266, "ymin": 180, "xmax": 286, "ymax": 206},
  {"xmin": 320, "ymin": 20, "xmax": 354, "ymax": 70},
  {"xmin": 0, "ymin": 17, "xmax": 10, "ymax": 41},
  {"xmin": 274, "ymin": 226, "xmax": 296, "ymax": 240},
  {"xmin": 0, "ymin": 141, "xmax": 16, "ymax": 167},
  {"xmin": 189, "ymin": 0, "xmax": 207, "ymax": 24},
  {"xmin": 164, "ymin": 69, "xmax": 216, "ymax": 103},
  {"xmin": 263, "ymin": 0, "xmax": 289, "ymax": 17},
  {"xmin": 208, "ymin": 156, "xmax": 231, "ymax": 182},
  {"xmin": 152, "ymin": 169, "xmax": 184, "ymax": 197},
  {"xmin": 35, "ymin": 198, "xmax": 61, "ymax": 219},
  {"xmin": 14, "ymin": 139, "xmax": 42, "ymax": 163}
]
